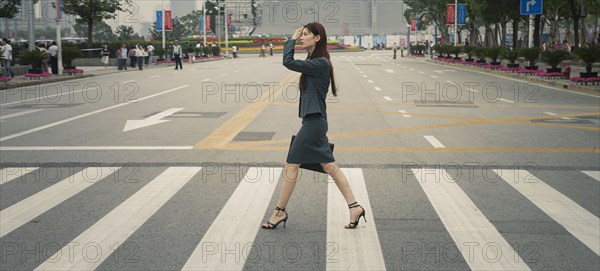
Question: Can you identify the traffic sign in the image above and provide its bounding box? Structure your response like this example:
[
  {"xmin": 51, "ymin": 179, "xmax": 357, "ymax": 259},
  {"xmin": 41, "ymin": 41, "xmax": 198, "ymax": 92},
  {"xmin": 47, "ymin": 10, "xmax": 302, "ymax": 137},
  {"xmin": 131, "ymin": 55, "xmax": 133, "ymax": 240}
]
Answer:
[{"xmin": 520, "ymin": 0, "xmax": 543, "ymax": 15}]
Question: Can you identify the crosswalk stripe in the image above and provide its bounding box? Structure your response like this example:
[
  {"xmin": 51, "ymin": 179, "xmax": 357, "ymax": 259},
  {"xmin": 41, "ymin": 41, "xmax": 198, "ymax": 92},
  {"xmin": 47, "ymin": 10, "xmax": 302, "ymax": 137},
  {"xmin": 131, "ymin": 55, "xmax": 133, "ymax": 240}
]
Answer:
[
  {"xmin": 34, "ymin": 167, "xmax": 201, "ymax": 270},
  {"xmin": 0, "ymin": 167, "xmax": 118, "ymax": 238},
  {"xmin": 182, "ymin": 167, "xmax": 283, "ymax": 270},
  {"xmin": 494, "ymin": 169, "xmax": 600, "ymax": 255},
  {"xmin": 327, "ymin": 168, "xmax": 386, "ymax": 270},
  {"xmin": 0, "ymin": 167, "xmax": 38, "ymax": 185},
  {"xmin": 413, "ymin": 168, "xmax": 530, "ymax": 270},
  {"xmin": 582, "ymin": 171, "xmax": 600, "ymax": 182}
]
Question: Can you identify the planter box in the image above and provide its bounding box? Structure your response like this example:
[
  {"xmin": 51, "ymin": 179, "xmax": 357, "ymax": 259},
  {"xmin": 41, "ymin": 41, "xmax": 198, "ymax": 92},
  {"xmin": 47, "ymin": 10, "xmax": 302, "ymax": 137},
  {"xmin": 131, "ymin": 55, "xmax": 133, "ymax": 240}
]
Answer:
[
  {"xmin": 580, "ymin": 72, "xmax": 598, "ymax": 78},
  {"xmin": 546, "ymin": 68, "xmax": 562, "ymax": 73}
]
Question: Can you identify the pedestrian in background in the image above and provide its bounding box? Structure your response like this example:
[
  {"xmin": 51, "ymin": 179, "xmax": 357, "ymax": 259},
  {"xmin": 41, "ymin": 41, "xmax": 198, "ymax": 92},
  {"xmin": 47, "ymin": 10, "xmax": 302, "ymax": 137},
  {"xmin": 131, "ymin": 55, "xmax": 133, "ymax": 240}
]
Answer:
[
  {"xmin": 1, "ymin": 38, "xmax": 13, "ymax": 77},
  {"xmin": 135, "ymin": 44, "xmax": 145, "ymax": 70},
  {"xmin": 37, "ymin": 43, "xmax": 50, "ymax": 73},
  {"xmin": 146, "ymin": 44, "xmax": 154, "ymax": 65},
  {"xmin": 261, "ymin": 22, "xmax": 365, "ymax": 231},
  {"xmin": 48, "ymin": 41, "xmax": 58, "ymax": 74},
  {"xmin": 232, "ymin": 45, "xmax": 238, "ymax": 59},
  {"xmin": 116, "ymin": 44, "xmax": 128, "ymax": 71},
  {"xmin": 173, "ymin": 40, "xmax": 183, "ymax": 70},
  {"xmin": 129, "ymin": 46, "xmax": 137, "ymax": 68},
  {"xmin": 101, "ymin": 44, "xmax": 110, "ymax": 69}
]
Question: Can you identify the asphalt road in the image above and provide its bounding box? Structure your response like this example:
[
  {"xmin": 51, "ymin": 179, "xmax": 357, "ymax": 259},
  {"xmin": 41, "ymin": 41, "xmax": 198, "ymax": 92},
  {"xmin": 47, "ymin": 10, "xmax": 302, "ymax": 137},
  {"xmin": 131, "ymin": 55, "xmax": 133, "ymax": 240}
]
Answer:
[{"xmin": 1, "ymin": 50, "xmax": 599, "ymax": 270}]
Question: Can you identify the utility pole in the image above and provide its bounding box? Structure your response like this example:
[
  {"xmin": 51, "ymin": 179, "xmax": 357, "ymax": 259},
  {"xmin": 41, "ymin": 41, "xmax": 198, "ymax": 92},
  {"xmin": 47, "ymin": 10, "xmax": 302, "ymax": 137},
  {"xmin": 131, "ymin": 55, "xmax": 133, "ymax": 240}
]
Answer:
[
  {"xmin": 454, "ymin": 0, "xmax": 458, "ymax": 45},
  {"xmin": 162, "ymin": 0, "xmax": 165, "ymax": 49},
  {"xmin": 56, "ymin": 0, "xmax": 63, "ymax": 75},
  {"xmin": 28, "ymin": 0, "xmax": 35, "ymax": 50},
  {"xmin": 203, "ymin": 0, "xmax": 207, "ymax": 47}
]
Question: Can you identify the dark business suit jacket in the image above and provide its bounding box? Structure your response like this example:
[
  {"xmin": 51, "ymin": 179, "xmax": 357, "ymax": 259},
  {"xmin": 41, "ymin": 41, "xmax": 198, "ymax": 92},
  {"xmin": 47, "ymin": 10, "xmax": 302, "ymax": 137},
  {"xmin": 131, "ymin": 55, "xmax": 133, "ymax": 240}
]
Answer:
[{"xmin": 282, "ymin": 39, "xmax": 331, "ymax": 119}]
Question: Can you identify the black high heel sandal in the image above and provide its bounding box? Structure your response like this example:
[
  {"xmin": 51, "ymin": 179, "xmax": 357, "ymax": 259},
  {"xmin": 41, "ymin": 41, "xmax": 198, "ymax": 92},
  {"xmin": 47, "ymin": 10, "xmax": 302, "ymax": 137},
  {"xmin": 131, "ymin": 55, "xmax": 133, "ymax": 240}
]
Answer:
[
  {"xmin": 261, "ymin": 206, "xmax": 288, "ymax": 229},
  {"xmin": 345, "ymin": 202, "xmax": 366, "ymax": 229}
]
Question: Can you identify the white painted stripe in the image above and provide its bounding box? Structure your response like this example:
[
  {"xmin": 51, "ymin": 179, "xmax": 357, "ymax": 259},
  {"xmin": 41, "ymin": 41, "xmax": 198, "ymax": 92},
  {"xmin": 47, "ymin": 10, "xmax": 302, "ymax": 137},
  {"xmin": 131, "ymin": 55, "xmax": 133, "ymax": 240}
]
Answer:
[
  {"xmin": 582, "ymin": 171, "xmax": 600, "ymax": 182},
  {"xmin": 183, "ymin": 167, "xmax": 282, "ymax": 270},
  {"xmin": 1, "ymin": 167, "xmax": 118, "ymax": 238},
  {"xmin": 327, "ymin": 168, "xmax": 386, "ymax": 270},
  {"xmin": 35, "ymin": 167, "xmax": 201, "ymax": 270},
  {"xmin": 423, "ymin": 135, "xmax": 445, "ymax": 148},
  {"xmin": 0, "ymin": 85, "xmax": 189, "ymax": 142},
  {"xmin": 122, "ymin": 80, "xmax": 136, "ymax": 84},
  {"xmin": 383, "ymin": 96, "xmax": 392, "ymax": 101},
  {"xmin": 150, "ymin": 75, "xmax": 161, "ymax": 78},
  {"xmin": 430, "ymin": 75, "xmax": 438, "ymax": 78},
  {"xmin": 1, "ymin": 87, "xmax": 98, "ymax": 106},
  {"xmin": 412, "ymin": 168, "xmax": 531, "ymax": 270},
  {"xmin": 0, "ymin": 146, "xmax": 193, "ymax": 151},
  {"xmin": 0, "ymin": 109, "xmax": 43, "ymax": 120},
  {"xmin": 468, "ymin": 88, "xmax": 480, "ymax": 93},
  {"xmin": 0, "ymin": 167, "xmax": 38, "ymax": 185},
  {"xmin": 374, "ymin": 87, "xmax": 382, "ymax": 91},
  {"xmin": 544, "ymin": 112, "xmax": 572, "ymax": 120},
  {"xmin": 498, "ymin": 98, "xmax": 515, "ymax": 103},
  {"xmin": 494, "ymin": 169, "xmax": 600, "ymax": 255},
  {"xmin": 368, "ymin": 80, "xmax": 374, "ymax": 83}
]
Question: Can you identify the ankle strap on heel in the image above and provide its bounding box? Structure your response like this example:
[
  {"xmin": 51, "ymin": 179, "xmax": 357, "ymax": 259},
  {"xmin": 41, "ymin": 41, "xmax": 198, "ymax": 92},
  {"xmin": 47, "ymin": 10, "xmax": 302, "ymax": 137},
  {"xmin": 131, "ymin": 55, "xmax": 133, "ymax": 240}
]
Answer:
[
  {"xmin": 348, "ymin": 202, "xmax": 360, "ymax": 209},
  {"xmin": 275, "ymin": 206, "xmax": 286, "ymax": 214}
]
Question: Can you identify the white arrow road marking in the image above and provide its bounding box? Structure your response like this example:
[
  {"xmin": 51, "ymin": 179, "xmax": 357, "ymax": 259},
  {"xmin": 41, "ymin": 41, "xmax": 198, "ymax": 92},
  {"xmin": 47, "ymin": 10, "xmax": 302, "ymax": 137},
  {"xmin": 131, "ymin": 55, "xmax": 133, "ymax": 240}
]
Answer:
[
  {"xmin": 0, "ymin": 109, "xmax": 43, "ymax": 120},
  {"xmin": 123, "ymin": 108, "xmax": 184, "ymax": 132}
]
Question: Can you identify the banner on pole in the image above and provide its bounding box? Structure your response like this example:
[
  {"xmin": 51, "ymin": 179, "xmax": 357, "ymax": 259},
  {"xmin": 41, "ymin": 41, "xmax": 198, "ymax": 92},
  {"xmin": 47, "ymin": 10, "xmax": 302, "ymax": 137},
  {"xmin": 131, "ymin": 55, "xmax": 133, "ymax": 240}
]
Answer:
[
  {"xmin": 55, "ymin": 0, "xmax": 62, "ymax": 19},
  {"xmin": 156, "ymin": 10, "xmax": 163, "ymax": 31},
  {"xmin": 165, "ymin": 10, "xmax": 172, "ymax": 31},
  {"xmin": 446, "ymin": 4, "xmax": 455, "ymax": 25},
  {"xmin": 457, "ymin": 4, "xmax": 467, "ymax": 25}
]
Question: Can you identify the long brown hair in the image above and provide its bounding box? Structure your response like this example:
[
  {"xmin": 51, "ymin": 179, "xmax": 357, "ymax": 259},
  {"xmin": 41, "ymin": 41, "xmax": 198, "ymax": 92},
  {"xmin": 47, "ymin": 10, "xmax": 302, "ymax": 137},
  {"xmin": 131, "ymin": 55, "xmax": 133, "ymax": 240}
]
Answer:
[{"xmin": 298, "ymin": 22, "xmax": 338, "ymax": 96}]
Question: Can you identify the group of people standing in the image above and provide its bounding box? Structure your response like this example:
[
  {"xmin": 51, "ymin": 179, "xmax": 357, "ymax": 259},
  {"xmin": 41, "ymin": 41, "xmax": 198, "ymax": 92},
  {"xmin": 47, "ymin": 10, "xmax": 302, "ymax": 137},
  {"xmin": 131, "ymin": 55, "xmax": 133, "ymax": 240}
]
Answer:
[{"xmin": 112, "ymin": 44, "xmax": 155, "ymax": 71}]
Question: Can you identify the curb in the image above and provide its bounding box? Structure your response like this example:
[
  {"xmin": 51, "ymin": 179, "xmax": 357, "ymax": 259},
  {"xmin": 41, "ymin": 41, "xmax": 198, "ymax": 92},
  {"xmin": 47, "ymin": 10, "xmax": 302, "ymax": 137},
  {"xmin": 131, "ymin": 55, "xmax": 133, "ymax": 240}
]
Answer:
[
  {"xmin": 424, "ymin": 59, "xmax": 600, "ymax": 95},
  {"xmin": 0, "ymin": 57, "xmax": 226, "ymax": 91}
]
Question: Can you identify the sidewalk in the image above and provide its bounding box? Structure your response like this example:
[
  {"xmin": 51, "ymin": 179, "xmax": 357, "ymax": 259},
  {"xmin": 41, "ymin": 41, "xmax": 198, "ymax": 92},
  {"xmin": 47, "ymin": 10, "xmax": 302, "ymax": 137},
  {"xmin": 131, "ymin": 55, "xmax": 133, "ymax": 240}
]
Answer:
[
  {"xmin": 422, "ymin": 57, "xmax": 600, "ymax": 95},
  {"xmin": 0, "ymin": 57, "xmax": 225, "ymax": 91}
]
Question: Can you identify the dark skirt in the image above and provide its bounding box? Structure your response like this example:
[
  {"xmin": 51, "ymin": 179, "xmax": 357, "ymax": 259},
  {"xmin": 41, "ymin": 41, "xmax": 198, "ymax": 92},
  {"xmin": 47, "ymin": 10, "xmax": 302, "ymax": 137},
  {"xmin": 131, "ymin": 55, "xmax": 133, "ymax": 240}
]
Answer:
[{"xmin": 287, "ymin": 113, "xmax": 335, "ymax": 164}]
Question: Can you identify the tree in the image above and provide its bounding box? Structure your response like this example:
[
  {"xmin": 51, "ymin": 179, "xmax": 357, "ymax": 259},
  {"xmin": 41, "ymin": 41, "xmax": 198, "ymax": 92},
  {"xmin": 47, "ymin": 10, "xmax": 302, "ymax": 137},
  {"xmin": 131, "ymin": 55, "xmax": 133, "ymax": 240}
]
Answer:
[
  {"xmin": 149, "ymin": 17, "xmax": 186, "ymax": 41},
  {"xmin": 179, "ymin": 10, "xmax": 204, "ymax": 37},
  {"xmin": 404, "ymin": 0, "xmax": 450, "ymax": 44},
  {"xmin": 60, "ymin": 0, "xmax": 133, "ymax": 48},
  {"xmin": 115, "ymin": 25, "xmax": 135, "ymax": 40},
  {"xmin": 74, "ymin": 21, "xmax": 115, "ymax": 43}
]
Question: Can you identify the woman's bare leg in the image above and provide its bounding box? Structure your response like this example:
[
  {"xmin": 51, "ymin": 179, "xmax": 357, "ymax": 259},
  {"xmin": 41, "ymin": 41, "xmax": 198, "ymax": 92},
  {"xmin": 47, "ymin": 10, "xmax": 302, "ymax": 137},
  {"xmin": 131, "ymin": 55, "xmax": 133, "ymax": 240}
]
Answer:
[
  {"xmin": 322, "ymin": 162, "xmax": 363, "ymax": 226},
  {"xmin": 262, "ymin": 163, "xmax": 299, "ymax": 227}
]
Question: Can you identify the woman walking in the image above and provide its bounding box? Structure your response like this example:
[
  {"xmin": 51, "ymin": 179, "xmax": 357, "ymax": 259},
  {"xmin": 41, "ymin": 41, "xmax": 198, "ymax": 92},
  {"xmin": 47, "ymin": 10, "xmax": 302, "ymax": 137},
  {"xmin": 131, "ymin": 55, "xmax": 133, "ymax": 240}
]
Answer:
[{"xmin": 261, "ymin": 22, "xmax": 366, "ymax": 230}]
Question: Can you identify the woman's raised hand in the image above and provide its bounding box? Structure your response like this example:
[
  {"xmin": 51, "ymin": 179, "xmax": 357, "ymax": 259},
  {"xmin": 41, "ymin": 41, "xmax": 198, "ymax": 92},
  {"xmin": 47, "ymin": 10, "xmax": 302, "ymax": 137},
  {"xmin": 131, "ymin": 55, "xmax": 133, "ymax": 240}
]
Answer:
[{"xmin": 292, "ymin": 27, "xmax": 303, "ymax": 40}]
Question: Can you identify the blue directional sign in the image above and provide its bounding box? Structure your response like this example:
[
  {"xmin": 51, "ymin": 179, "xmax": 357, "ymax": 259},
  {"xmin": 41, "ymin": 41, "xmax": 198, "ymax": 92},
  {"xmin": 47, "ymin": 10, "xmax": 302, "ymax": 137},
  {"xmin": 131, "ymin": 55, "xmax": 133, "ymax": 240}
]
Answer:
[{"xmin": 520, "ymin": 0, "xmax": 543, "ymax": 15}]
